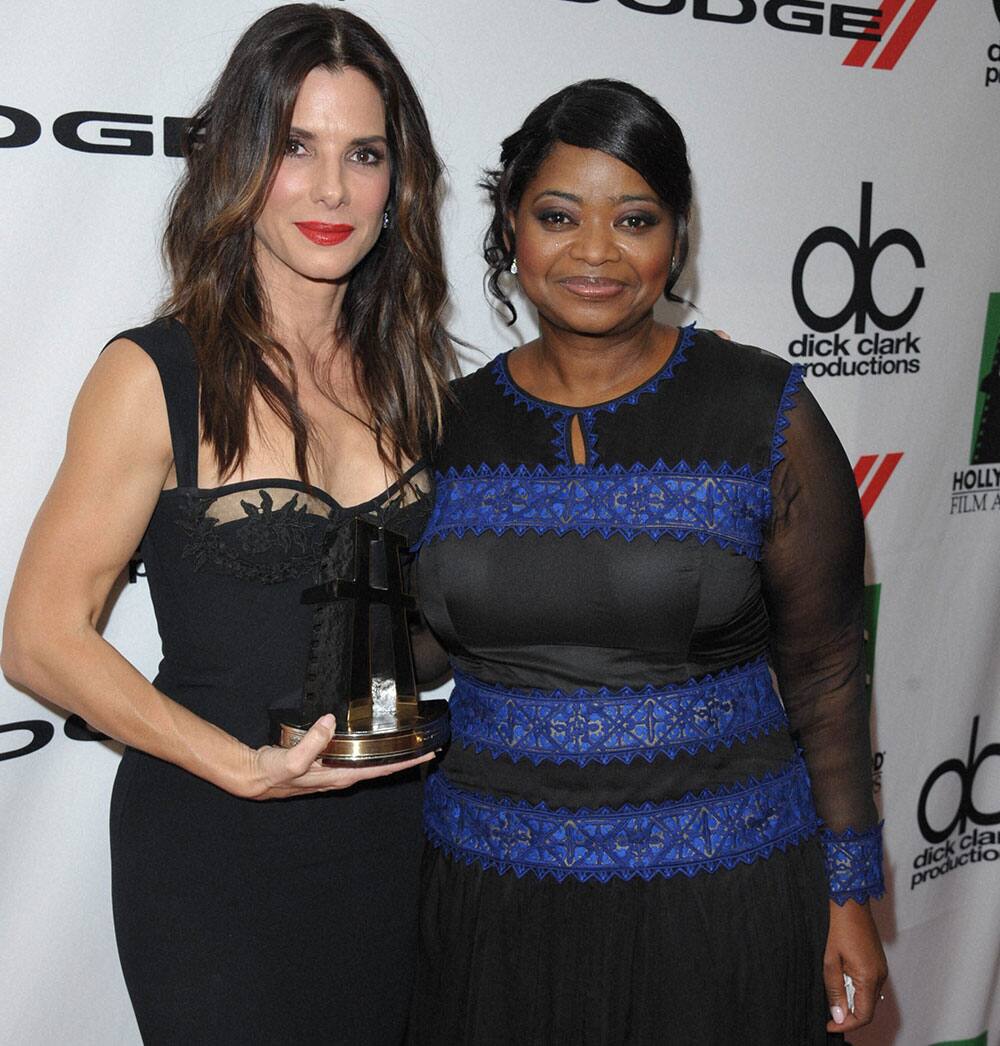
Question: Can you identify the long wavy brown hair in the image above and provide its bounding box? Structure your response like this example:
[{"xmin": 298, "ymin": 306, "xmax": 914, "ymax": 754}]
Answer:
[{"xmin": 161, "ymin": 3, "xmax": 455, "ymax": 484}]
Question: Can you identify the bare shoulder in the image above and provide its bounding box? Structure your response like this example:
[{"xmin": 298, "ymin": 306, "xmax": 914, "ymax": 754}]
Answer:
[
  {"xmin": 67, "ymin": 336, "xmax": 172, "ymax": 471},
  {"xmin": 91, "ymin": 336, "xmax": 162, "ymax": 392}
]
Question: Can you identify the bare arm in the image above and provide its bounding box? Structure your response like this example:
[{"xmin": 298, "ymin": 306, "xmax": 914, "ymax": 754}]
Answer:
[{"xmin": 1, "ymin": 340, "xmax": 429, "ymax": 798}]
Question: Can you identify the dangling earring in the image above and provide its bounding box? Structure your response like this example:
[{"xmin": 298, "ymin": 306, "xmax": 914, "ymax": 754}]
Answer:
[
  {"xmin": 382, "ymin": 210, "xmax": 391, "ymax": 229},
  {"xmin": 510, "ymin": 258, "xmax": 518, "ymax": 276}
]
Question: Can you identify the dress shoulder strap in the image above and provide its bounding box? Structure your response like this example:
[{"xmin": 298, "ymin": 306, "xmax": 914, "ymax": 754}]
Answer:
[{"xmin": 108, "ymin": 317, "xmax": 199, "ymax": 488}]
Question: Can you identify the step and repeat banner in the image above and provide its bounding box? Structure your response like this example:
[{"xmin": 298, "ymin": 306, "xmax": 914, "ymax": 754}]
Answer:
[{"xmin": 2, "ymin": 2, "xmax": 998, "ymax": 1043}]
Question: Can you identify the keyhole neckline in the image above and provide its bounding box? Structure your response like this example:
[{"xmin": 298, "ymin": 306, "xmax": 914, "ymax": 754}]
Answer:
[{"xmin": 494, "ymin": 323, "xmax": 696, "ymax": 419}]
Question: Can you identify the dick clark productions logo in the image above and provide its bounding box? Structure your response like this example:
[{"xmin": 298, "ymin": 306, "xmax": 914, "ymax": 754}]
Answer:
[
  {"xmin": 911, "ymin": 717, "xmax": 1000, "ymax": 890},
  {"xmin": 789, "ymin": 182, "xmax": 925, "ymax": 380}
]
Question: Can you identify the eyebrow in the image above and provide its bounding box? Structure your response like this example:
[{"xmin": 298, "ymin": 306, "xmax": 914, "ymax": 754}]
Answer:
[
  {"xmin": 531, "ymin": 189, "xmax": 661, "ymax": 206},
  {"xmin": 287, "ymin": 127, "xmax": 388, "ymax": 147}
]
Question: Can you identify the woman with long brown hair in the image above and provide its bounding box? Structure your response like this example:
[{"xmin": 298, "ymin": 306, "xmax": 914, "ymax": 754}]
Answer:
[{"xmin": 2, "ymin": 5, "xmax": 453, "ymax": 1042}]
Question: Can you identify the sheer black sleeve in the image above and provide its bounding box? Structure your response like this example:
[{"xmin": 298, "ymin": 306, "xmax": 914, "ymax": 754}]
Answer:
[{"xmin": 762, "ymin": 372, "xmax": 884, "ymax": 904}]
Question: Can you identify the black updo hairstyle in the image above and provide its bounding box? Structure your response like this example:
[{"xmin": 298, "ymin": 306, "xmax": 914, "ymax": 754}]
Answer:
[{"xmin": 482, "ymin": 78, "xmax": 692, "ymax": 325}]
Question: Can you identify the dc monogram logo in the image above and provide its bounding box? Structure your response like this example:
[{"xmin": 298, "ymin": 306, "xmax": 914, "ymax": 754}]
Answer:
[
  {"xmin": 917, "ymin": 717, "xmax": 1000, "ymax": 843},
  {"xmin": 791, "ymin": 182, "xmax": 925, "ymax": 334}
]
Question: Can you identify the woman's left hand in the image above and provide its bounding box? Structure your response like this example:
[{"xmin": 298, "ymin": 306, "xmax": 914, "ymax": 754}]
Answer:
[{"xmin": 824, "ymin": 898, "xmax": 888, "ymax": 1033}]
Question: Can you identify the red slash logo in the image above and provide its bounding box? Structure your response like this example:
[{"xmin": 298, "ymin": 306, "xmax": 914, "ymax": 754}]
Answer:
[
  {"xmin": 843, "ymin": 0, "xmax": 939, "ymax": 70},
  {"xmin": 854, "ymin": 453, "xmax": 903, "ymax": 518}
]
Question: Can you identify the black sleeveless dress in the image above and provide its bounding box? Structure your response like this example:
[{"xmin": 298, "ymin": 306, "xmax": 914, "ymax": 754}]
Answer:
[
  {"xmin": 108, "ymin": 318, "xmax": 429, "ymax": 1045},
  {"xmin": 409, "ymin": 327, "xmax": 884, "ymax": 1045}
]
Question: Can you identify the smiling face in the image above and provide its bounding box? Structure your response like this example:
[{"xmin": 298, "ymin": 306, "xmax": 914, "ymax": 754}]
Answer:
[
  {"xmin": 510, "ymin": 142, "xmax": 677, "ymax": 339},
  {"xmin": 253, "ymin": 65, "xmax": 391, "ymax": 291}
]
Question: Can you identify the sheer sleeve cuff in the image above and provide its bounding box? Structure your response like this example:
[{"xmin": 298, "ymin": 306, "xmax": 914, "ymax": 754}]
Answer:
[{"xmin": 820, "ymin": 823, "xmax": 885, "ymax": 905}]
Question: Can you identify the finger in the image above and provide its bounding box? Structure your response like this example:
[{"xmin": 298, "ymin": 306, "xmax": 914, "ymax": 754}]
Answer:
[
  {"xmin": 321, "ymin": 750, "xmax": 437, "ymax": 788},
  {"xmin": 366, "ymin": 751, "xmax": 437, "ymax": 777},
  {"xmin": 283, "ymin": 714, "xmax": 336, "ymax": 775},
  {"xmin": 823, "ymin": 958, "xmax": 848, "ymax": 1029},
  {"xmin": 714, "ymin": 329, "xmax": 732, "ymax": 340},
  {"xmin": 843, "ymin": 977, "xmax": 878, "ymax": 1029},
  {"xmin": 826, "ymin": 976, "xmax": 882, "ymax": 1034}
]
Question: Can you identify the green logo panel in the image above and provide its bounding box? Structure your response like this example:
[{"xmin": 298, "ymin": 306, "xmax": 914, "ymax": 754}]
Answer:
[
  {"xmin": 930, "ymin": 1032, "xmax": 987, "ymax": 1046},
  {"xmin": 970, "ymin": 292, "xmax": 1000, "ymax": 464}
]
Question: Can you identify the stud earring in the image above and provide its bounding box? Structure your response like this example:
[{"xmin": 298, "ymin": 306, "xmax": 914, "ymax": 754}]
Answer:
[{"xmin": 510, "ymin": 258, "xmax": 518, "ymax": 276}]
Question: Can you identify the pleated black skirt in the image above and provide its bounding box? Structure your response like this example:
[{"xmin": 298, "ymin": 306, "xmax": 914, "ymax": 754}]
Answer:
[{"xmin": 410, "ymin": 836, "xmax": 831, "ymax": 1046}]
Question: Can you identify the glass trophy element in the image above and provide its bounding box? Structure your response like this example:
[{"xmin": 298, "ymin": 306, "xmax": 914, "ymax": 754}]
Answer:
[{"xmin": 271, "ymin": 515, "xmax": 449, "ymax": 766}]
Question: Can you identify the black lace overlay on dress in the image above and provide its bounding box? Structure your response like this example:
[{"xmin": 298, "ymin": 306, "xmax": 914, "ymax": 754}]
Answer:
[
  {"xmin": 175, "ymin": 470, "xmax": 435, "ymax": 586},
  {"xmin": 177, "ymin": 488, "xmax": 329, "ymax": 584}
]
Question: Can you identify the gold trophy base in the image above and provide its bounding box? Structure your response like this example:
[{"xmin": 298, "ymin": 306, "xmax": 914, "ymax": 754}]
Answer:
[{"xmin": 271, "ymin": 701, "xmax": 450, "ymax": 767}]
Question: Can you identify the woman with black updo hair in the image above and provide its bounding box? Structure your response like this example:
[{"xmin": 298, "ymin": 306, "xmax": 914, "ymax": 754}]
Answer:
[{"xmin": 411, "ymin": 79, "xmax": 887, "ymax": 1044}]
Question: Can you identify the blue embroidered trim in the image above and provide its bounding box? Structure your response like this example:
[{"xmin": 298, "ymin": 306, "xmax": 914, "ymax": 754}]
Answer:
[
  {"xmin": 770, "ymin": 364, "xmax": 805, "ymax": 470},
  {"xmin": 572, "ymin": 412, "xmax": 600, "ymax": 467},
  {"xmin": 449, "ymin": 659, "xmax": 787, "ymax": 766},
  {"xmin": 424, "ymin": 755, "xmax": 820, "ymax": 883},
  {"xmin": 549, "ymin": 413, "xmax": 575, "ymax": 468},
  {"xmin": 416, "ymin": 460, "xmax": 771, "ymax": 559},
  {"xmin": 821, "ymin": 823, "xmax": 885, "ymax": 905},
  {"xmin": 538, "ymin": 409, "xmax": 602, "ymax": 468},
  {"xmin": 543, "ymin": 400, "xmax": 600, "ymax": 467},
  {"xmin": 493, "ymin": 323, "xmax": 697, "ymax": 421}
]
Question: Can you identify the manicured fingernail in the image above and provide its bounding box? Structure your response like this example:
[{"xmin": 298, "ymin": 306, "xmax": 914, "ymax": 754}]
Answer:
[{"xmin": 831, "ymin": 1006, "xmax": 845, "ymax": 1024}]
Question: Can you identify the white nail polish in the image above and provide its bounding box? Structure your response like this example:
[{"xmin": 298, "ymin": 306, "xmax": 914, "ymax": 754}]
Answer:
[{"xmin": 831, "ymin": 1005, "xmax": 846, "ymax": 1024}]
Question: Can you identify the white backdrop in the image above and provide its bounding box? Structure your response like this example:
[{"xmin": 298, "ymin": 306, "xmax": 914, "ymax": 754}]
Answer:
[{"xmin": 2, "ymin": 2, "xmax": 998, "ymax": 1043}]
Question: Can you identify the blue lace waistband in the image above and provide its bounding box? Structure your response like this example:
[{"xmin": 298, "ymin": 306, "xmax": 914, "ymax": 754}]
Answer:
[
  {"xmin": 424, "ymin": 755, "xmax": 820, "ymax": 883},
  {"xmin": 449, "ymin": 660, "xmax": 788, "ymax": 766}
]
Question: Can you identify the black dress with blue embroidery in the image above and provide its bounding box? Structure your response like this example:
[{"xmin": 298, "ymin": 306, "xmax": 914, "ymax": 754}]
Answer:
[
  {"xmin": 410, "ymin": 326, "xmax": 884, "ymax": 1046},
  {"xmin": 107, "ymin": 319, "xmax": 433, "ymax": 1046}
]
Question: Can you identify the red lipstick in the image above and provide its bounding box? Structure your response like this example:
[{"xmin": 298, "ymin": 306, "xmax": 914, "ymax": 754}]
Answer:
[{"xmin": 294, "ymin": 222, "xmax": 354, "ymax": 246}]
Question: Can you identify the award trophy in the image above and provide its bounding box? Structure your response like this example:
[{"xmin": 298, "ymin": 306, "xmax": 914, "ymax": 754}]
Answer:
[{"xmin": 271, "ymin": 515, "xmax": 449, "ymax": 766}]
